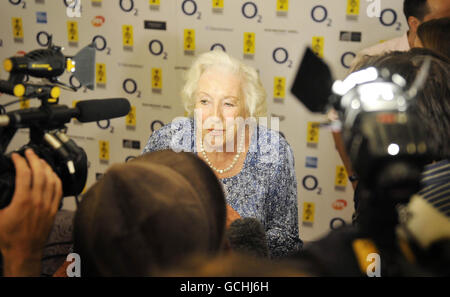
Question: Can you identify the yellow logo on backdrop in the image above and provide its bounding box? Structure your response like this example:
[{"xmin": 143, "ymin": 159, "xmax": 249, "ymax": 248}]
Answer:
[
  {"xmin": 347, "ymin": 0, "xmax": 360, "ymax": 16},
  {"xmin": 273, "ymin": 77, "xmax": 286, "ymax": 99},
  {"xmin": 67, "ymin": 21, "xmax": 79, "ymax": 43},
  {"xmin": 303, "ymin": 202, "xmax": 315, "ymax": 223},
  {"xmin": 312, "ymin": 36, "xmax": 324, "ymax": 58},
  {"xmin": 149, "ymin": 0, "xmax": 160, "ymax": 5},
  {"xmin": 12, "ymin": 17, "xmax": 24, "ymax": 39},
  {"xmin": 184, "ymin": 29, "xmax": 196, "ymax": 51},
  {"xmin": 96, "ymin": 63, "xmax": 107, "ymax": 84},
  {"xmin": 152, "ymin": 68, "xmax": 162, "ymax": 90},
  {"xmin": 277, "ymin": 0, "xmax": 288, "ymax": 12},
  {"xmin": 335, "ymin": 165, "xmax": 348, "ymax": 187},
  {"xmin": 243, "ymin": 32, "xmax": 255, "ymax": 55},
  {"xmin": 99, "ymin": 140, "xmax": 110, "ymax": 161},
  {"xmin": 212, "ymin": 0, "xmax": 224, "ymax": 9},
  {"xmin": 307, "ymin": 122, "xmax": 319, "ymax": 144},
  {"xmin": 126, "ymin": 106, "xmax": 136, "ymax": 127},
  {"xmin": 123, "ymin": 25, "xmax": 134, "ymax": 47}
]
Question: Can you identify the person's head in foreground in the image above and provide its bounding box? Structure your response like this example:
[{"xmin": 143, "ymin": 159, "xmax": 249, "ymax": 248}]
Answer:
[
  {"xmin": 414, "ymin": 17, "xmax": 450, "ymax": 59},
  {"xmin": 73, "ymin": 150, "xmax": 227, "ymax": 276},
  {"xmin": 164, "ymin": 252, "xmax": 309, "ymax": 277},
  {"xmin": 403, "ymin": 0, "xmax": 450, "ymax": 48}
]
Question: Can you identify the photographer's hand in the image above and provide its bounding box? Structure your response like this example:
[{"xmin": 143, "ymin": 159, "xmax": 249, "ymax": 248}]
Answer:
[{"xmin": 0, "ymin": 149, "xmax": 63, "ymax": 276}]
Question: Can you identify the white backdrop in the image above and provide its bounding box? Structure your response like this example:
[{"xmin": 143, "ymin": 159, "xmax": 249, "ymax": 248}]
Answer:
[{"xmin": 0, "ymin": 0, "xmax": 405, "ymax": 241}]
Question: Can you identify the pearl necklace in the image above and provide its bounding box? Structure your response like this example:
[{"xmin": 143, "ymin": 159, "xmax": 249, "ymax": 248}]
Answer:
[{"xmin": 200, "ymin": 131, "xmax": 245, "ymax": 174}]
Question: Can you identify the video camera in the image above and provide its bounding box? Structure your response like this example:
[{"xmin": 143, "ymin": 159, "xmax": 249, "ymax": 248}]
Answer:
[
  {"xmin": 289, "ymin": 49, "xmax": 450, "ymax": 276},
  {"xmin": 291, "ymin": 48, "xmax": 434, "ymax": 205},
  {"xmin": 0, "ymin": 37, "xmax": 130, "ymax": 209}
]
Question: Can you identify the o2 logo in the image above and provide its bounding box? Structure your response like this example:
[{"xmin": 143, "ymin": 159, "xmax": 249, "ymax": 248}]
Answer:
[
  {"xmin": 36, "ymin": 31, "xmax": 51, "ymax": 47},
  {"xmin": 302, "ymin": 175, "xmax": 322, "ymax": 195},
  {"xmin": 149, "ymin": 39, "xmax": 168, "ymax": 59},
  {"xmin": 123, "ymin": 79, "xmax": 141, "ymax": 98},
  {"xmin": 69, "ymin": 75, "xmax": 81, "ymax": 90},
  {"xmin": 125, "ymin": 156, "xmax": 136, "ymax": 162},
  {"xmin": 379, "ymin": 9, "xmax": 402, "ymax": 31},
  {"xmin": 151, "ymin": 120, "xmax": 164, "ymax": 132},
  {"xmin": 341, "ymin": 51, "xmax": 356, "ymax": 69},
  {"xmin": 9, "ymin": 0, "xmax": 26, "ymax": 8},
  {"xmin": 242, "ymin": 2, "xmax": 262, "ymax": 23},
  {"xmin": 119, "ymin": 0, "xmax": 139, "ymax": 16},
  {"xmin": 92, "ymin": 35, "xmax": 112, "ymax": 55},
  {"xmin": 311, "ymin": 5, "xmax": 332, "ymax": 27},
  {"xmin": 211, "ymin": 43, "xmax": 226, "ymax": 52},
  {"xmin": 181, "ymin": 0, "xmax": 202, "ymax": 20},
  {"xmin": 97, "ymin": 120, "xmax": 114, "ymax": 134},
  {"xmin": 272, "ymin": 47, "xmax": 293, "ymax": 68},
  {"xmin": 330, "ymin": 217, "xmax": 346, "ymax": 230}
]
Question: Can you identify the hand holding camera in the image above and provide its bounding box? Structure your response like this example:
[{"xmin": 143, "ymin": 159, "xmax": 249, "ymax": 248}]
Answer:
[{"xmin": 0, "ymin": 149, "xmax": 62, "ymax": 276}]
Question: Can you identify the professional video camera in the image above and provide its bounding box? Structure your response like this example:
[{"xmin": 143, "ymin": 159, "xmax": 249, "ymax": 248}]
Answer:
[
  {"xmin": 0, "ymin": 37, "xmax": 130, "ymax": 209},
  {"xmin": 291, "ymin": 48, "xmax": 434, "ymax": 205},
  {"xmin": 289, "ymin": 48, "xmax": 450, "ymax": 276}
]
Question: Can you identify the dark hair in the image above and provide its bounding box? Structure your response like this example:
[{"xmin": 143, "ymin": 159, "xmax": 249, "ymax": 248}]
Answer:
[
  {"xmin": 417, "ymin": 17, "xmax": 450, "ymax": 59},
  {"xmin": 404, "ymin": 0, "xmax": 430, "ymax": 21},
  {"xmin": 353, "ymin": 48, "xmax": 450, "ymax": 159},
  {"xmin": 73, "ymin": 150, "xmax": 227, "ymax": 276}
]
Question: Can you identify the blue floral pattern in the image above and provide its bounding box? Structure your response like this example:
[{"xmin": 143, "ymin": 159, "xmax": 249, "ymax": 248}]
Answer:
[{"xmin": 142, "ymin": 117, "xmax": 303, "ymax": 258}]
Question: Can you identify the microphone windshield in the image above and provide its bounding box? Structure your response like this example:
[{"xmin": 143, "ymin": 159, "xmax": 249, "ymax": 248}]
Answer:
[
  {"xmin": 227, "ymin": 218, "xmax": 269, "ymax": 258},
  {"xmin": 76, "ymin": 98, "xmax": 130, "ymax": 122}
]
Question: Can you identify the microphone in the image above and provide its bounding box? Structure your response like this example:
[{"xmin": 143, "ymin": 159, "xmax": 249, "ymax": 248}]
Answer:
[
  {"xmin": 0, "ymin": 98, "xmax": 130, "ymax": 127},
  {"xmin": 76, "ymin": 98, "xmax": 131, "ymax": 122},
  {"xmin": 226, "ymin": 218, "xmax": 269, "ymax": 259}
]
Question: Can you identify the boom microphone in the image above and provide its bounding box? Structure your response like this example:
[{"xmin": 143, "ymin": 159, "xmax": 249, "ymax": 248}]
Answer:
[
  {"xmin": 0, "ymin": 98, "xmax": 130, "ymax": 127},
  {"xmin": 76, "ymin": 98, "xmax": 131, "ymax": 122}
]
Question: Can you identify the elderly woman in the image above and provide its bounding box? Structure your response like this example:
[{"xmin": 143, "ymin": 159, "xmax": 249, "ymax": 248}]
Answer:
[{"xmin": 143, "ymin": 50, "xmax": 302, "ymax": 258}]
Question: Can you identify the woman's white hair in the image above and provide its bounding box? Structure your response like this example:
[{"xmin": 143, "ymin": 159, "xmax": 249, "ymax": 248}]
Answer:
[{"xmin": 181, "ymin": 50, "xmax": 267, "ymax": 118}]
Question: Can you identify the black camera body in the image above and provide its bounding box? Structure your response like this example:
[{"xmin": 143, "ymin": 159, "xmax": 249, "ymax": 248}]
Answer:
[
  {"xmin": 0, "ymin": 136, "xmax": 88, "ymax": 209},
  {"xmin": 291, "ymin": 48, "xmax": 433, "ymax": 199},
  {"xmin": 338, "ymin": 78, "xmax": 432, "ymax": 203},
  {"xmin": 289, "ymin": 47, "xmax": 448, "ymax": 276}
]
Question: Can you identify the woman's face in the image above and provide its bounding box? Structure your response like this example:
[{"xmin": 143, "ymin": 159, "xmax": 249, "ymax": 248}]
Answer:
[{"xmin": 194, "ymin": 67, "xmax": 246, "ymax": 151}]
